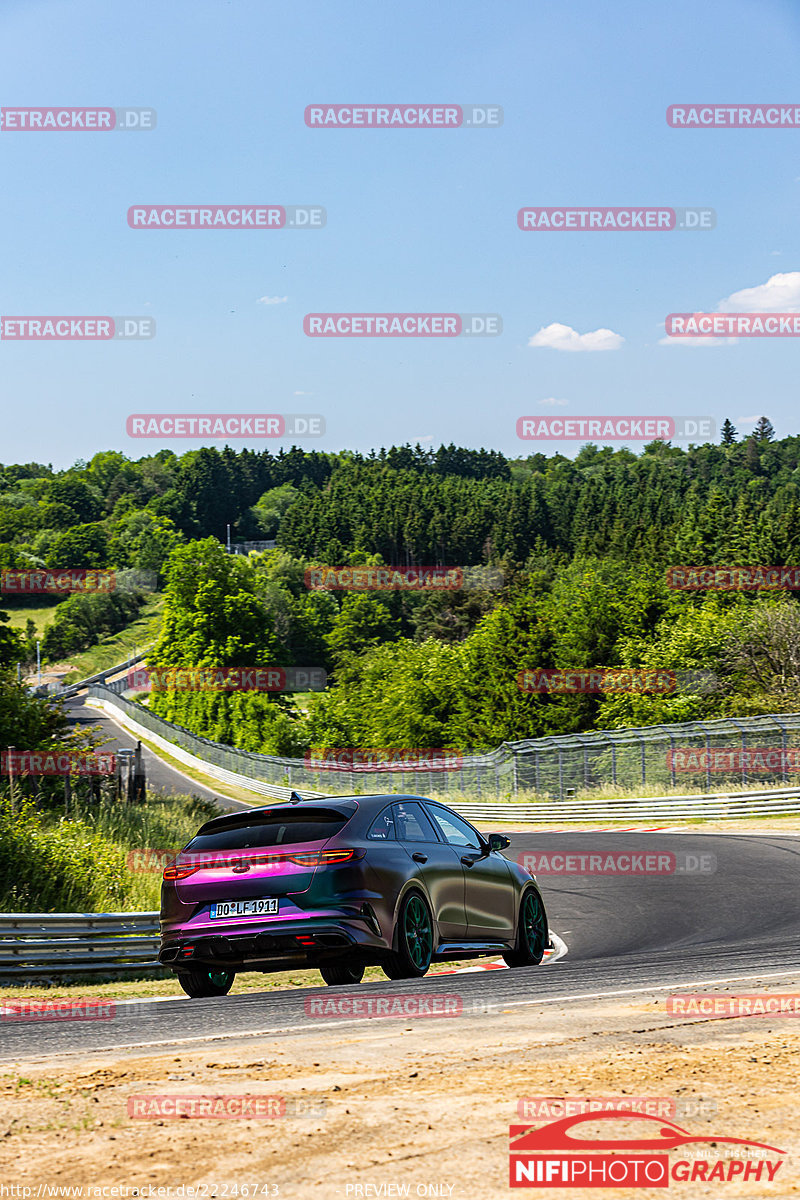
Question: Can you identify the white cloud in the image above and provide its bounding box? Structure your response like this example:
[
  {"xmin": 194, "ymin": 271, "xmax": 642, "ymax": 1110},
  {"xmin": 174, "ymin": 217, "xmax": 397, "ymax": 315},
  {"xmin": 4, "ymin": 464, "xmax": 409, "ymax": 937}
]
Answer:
[
  {"xmin": 293, "ymin": 390, "xmax": 312, "ymax": 396},
  {"xmin": 257, "ymin": 295, "xmax": 288, "ymax": 305},
  {"xmin": 735, "ymin": 415, "xmax": 761, "ymax": 426},
  {"xmin": 413, "ymin": 435, "xmax": 434, "ymax": 444},
  {"xmin": 659, "ymin": 334, "xmax": 736, "ymax": 348},
  {"xmin": 528, "ymin": 323, "xmax": 624, "ymax": 352},
  {"xmin": 537, "ymin": 397, "xmax": 569, "ymax": 406},
  {"xmin": 720, "ymin": 271, "xmax": 800, "ymax": 312},
  {"xmin": 660, "ymin": 270, "xmax": 800, "ymax": 347}
]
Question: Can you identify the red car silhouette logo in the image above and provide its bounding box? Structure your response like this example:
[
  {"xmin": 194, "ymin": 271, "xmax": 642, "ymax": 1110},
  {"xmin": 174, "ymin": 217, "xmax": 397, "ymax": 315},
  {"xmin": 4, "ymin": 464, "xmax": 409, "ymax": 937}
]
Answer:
[{"xmin": 510, "ymin": 1110, "xmax": 785, "ymax": 1155}]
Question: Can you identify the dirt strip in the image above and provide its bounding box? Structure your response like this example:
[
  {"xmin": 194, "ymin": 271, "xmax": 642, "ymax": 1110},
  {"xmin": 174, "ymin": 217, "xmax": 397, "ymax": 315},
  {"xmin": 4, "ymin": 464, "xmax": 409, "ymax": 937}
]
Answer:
[{"xmin": 1, "ymin": 975, "xmax": 798, "ymax": 1198}]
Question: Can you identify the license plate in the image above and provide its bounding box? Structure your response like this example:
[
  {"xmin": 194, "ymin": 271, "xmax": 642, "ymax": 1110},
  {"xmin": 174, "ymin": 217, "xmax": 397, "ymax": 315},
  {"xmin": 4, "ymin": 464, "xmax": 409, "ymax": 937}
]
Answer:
[{"xmin": 209, "ymin": 898, "xmax": 278, "ymax": 919}]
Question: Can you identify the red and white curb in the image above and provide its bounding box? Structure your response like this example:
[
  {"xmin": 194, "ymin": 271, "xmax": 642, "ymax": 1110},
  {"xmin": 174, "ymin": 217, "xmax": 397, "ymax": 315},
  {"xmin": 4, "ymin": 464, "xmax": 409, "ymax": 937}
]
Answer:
[
  {"xmin": 531, "ymin": 826, "xmax": 667, "ymax": 833},
  {"xmin": 436, "ymin": 930, "xmax": 568, "ymax": 974}
]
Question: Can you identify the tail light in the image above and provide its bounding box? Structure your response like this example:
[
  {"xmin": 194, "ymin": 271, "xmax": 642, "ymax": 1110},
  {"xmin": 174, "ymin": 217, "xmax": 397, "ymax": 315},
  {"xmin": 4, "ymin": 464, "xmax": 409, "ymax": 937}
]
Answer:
[
  {"xmin": 163, "ymin": 863, "xmax": 201, "ymax": 881},
  {"xmin": 163, "ymin": 848, "xmax": 361, "ymax": 881},
  {"xmin": 282, "ymin": 849, "xmax": 360, "ymax": 867}
]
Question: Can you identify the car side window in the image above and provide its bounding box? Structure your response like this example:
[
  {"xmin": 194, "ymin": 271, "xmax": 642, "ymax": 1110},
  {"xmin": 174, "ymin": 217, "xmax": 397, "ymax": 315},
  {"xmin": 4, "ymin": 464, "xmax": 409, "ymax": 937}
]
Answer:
[
  {"xmin": 424, "ymin": 805, "xmax": 481, "ymax": 850},
  {"xmin": 367, "ymin": 807, "xmax": 396, "ymax": 840},
  {"xmin": 392, "ymin": 801, "xmax": 439, "ymax": 843}
]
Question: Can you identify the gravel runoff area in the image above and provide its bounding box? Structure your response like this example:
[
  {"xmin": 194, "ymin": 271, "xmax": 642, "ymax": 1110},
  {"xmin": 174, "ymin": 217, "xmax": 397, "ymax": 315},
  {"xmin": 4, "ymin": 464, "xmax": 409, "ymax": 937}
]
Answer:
[{"xmin": 1, "ymin": 974, "xmax": 798, "ymax": 1198}]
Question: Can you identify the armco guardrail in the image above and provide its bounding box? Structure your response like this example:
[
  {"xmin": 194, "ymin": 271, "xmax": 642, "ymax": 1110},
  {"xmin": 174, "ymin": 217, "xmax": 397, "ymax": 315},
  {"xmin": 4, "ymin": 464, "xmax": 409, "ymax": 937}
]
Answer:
[
  {"xmin": 86, "ymin": 688, "xmax": 326, "ymax": 803},
  {"xmin": 44, "ymin": 649, "xmax": 151, "ymax": 701},
  {"xmin": 456, "ymin": 785, "xmax": 800, "ymax": 823},
  {"xmin": 0, "ymin": 912, "xmax": 162, "ymax": 979}
]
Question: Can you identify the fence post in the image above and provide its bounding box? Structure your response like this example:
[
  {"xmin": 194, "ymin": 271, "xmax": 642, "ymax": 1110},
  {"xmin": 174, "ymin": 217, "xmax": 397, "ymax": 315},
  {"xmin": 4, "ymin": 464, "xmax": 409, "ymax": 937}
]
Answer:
[
  {"xmin": 775, "ymin": 716, "xmax": 789, "ymax": 784},
  {"xmin": 728, "ymin": 718, "xmax": 749, "ymax": 788},
  {"xmin": 133, "ymin": 741, "xmax": 146, "ymax": 802},
  {"xmin": 704, "ymin": 728, "xmax": 711, "ymax": 790},
  {"xmin": 6, "ymin": 746, "xmax": 15, "ymax": 815}
]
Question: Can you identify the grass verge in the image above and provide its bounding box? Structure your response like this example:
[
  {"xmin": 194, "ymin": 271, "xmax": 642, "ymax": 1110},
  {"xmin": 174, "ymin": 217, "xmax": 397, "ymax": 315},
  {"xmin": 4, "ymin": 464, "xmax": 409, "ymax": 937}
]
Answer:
[{"xmin": 59, "ymin": 594, "xmax": 163, "ymax": 681}]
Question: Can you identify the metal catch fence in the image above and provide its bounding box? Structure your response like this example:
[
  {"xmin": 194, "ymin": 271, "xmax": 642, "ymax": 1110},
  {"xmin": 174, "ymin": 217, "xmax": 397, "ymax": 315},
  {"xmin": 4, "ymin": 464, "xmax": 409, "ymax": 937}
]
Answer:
[{"xmin": 87, "ymin": 686, "xmax": 800, "ymax": 801}]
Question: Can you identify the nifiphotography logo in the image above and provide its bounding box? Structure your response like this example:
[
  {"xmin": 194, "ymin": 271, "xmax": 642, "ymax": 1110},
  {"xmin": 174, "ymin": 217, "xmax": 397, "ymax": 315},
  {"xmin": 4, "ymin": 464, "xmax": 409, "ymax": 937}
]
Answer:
[{"xmin": 509, "ymin": 1110, "xmax": 785, "ymax": 1187}]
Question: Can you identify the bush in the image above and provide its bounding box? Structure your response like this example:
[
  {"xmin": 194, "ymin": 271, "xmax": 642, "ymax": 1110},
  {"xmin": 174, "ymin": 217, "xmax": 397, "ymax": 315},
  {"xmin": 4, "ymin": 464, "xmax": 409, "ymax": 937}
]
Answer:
[
  {"xmin": 0, "ymin": 791, "xmax": 220, "ymax": 911},
  {"xmin": 41, "ymin": 587, "xmax": 145, "ymax": 661}
]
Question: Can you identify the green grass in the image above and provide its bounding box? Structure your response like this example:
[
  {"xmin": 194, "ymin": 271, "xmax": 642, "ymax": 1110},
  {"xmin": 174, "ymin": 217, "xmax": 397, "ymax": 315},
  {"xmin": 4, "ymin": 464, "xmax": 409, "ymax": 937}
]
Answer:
[
  {"xmin": 0, "ymin": 788, "xmax": 219, "ymax": 912},
  {"xmin": 1, "ymin": 600, "xmax": 60, "ymax": 637},
  {"xmin": 0, "ymin": 960, "xmax": 463, "ymax": 1001},
  {"xmin": 60, "ymin": 593, "xmax": 164, "ymax": 680}
]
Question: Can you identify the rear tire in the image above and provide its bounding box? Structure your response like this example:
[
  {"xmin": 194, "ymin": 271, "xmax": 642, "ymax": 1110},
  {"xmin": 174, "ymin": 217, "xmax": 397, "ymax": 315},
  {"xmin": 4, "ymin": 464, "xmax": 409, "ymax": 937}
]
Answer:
[
  {"xmin": 503, "ymin": 889, "xmax": 548, "ymax": 967},
  {"xmin": 383, "ymin": 891, "xmax": 434, "ymax": 979},
  {"xmin": 177, "ymin": 967, "xmax": 235, "ymax": 998},
  {"xmin": 319, "ymin": 962, "xmax": 365, "ymax": 986}
]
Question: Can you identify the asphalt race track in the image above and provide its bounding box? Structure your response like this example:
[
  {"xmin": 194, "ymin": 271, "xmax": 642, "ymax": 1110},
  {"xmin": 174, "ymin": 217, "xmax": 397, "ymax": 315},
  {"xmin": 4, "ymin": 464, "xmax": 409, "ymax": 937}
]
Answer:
[
  {"xmin": 3, "ymin": 823, "xmax": 800, "ymax": 1062},
  {"xmin": 64, "ymin": 697, "xmax": 248, "ymax": 812}
]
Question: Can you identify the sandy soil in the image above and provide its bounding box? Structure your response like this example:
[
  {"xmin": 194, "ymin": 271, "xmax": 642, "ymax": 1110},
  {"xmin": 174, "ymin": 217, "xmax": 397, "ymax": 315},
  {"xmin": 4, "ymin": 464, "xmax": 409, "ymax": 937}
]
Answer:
[{"xmin": 1, "ymin": 978, "xmax": 799, "ymax": 1198}]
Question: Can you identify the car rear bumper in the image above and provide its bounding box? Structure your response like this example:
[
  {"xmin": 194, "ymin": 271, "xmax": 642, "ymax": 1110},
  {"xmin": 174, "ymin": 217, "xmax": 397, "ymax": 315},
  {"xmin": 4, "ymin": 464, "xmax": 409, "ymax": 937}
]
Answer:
[{"xmin": 159, "ymin": 914, "xmax": 387, "ymax": 971}]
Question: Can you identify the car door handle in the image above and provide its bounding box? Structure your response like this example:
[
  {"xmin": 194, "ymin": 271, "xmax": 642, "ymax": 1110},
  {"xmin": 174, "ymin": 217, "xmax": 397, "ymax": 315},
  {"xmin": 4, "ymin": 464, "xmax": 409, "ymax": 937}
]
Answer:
[
  {"xmin": 411, "ymin": 852, "xmax": 428, "ymax": 863},
  {"xmin": 461, "ymin": 855, "xmax": 476, "ymax": 866}
]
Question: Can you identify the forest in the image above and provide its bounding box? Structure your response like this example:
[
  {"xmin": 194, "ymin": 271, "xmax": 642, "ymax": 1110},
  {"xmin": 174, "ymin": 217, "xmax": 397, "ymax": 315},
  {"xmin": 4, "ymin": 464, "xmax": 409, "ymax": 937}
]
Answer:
[{"xmin": 1, "ymin": 418, "xmax": 799, "ymax": 755}]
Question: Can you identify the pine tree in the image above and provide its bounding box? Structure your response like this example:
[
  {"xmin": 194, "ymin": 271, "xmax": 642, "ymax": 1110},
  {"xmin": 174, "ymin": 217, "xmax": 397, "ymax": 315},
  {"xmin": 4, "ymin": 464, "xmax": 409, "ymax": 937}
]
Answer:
[
  {"xmin": 753, "ymin": 417, "xmax": 775, "ymax": 443},
  {"xmin": 721, "ymin": 419, "xmax": 737, "ymax": 445},
  {"xmin": 745, "ymin": 438, "xmax": 761, "ymax": 473}
]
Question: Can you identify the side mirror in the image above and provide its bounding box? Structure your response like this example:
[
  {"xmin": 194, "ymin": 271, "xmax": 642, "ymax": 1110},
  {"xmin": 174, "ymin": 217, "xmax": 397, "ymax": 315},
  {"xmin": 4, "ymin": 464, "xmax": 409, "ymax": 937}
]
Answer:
[{"xmin": 487, "ymin": 833, "xmax": 511, "ymax": 852}]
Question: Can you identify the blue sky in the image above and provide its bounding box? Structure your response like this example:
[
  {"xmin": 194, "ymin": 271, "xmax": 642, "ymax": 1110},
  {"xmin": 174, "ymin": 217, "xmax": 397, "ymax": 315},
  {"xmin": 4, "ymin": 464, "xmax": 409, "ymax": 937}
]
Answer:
[{"xmin": 1, "ymin": 0, "xmax": 799, "ymax": 468}]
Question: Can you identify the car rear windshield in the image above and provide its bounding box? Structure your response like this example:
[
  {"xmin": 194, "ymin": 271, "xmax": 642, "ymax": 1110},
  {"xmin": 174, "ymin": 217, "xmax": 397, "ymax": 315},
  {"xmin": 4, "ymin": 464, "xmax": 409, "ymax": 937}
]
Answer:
[{"xmin": 184, "ymin": 806, "xmax": 356, "ymax": 851}]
